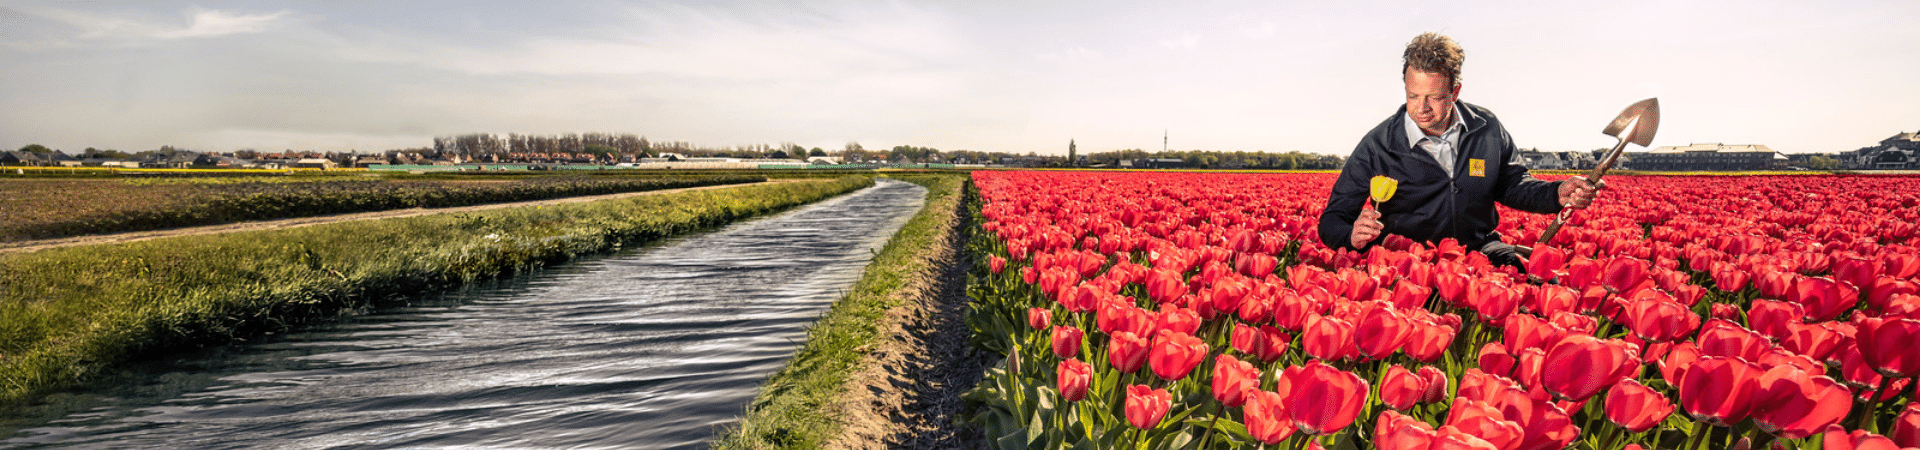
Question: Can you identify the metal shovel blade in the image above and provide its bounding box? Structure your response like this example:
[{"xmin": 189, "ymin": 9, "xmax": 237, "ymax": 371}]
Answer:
[{"xmin": 1603, "ymin": 98, "xmax": 1660, "ymax": 147}]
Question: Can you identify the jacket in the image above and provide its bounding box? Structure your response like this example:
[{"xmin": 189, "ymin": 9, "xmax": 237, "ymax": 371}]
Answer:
[{"xmin": 1317, "ymin": 101, "xmax": 1564, "ymax": 252}]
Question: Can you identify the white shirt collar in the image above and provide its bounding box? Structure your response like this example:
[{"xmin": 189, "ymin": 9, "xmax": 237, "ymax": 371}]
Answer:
[{"xmin": 1402, "ymin": 103, "xmax": 1467, "ymax": 147}]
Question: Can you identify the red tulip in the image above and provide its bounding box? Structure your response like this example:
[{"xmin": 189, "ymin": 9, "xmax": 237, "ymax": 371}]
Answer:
[
  {"xmin": 1281, "ymin": 360, "xmax": 1370, "ymax": 436},
  {"xmin": 1856, "ymin": 316, "xmax": 1920, "ymax": 378},
  {"xmin": 1792, "ymin": 276, "xmax": 1860, "ymax": 322},
  {"xmin": 1145, "ymin": 268, "xmax": 1186, "ymax": 304},
  {"xmin": 1678, "ymin": 356, "xmax": 1764, "ymax": 426},
  {"xmin": 1782, "ymin": 321, "xmax": 1846, "ymax": 364},
  {"xmin": 1108, "ymin": 331, "xmax": 1149, "ymax": 374},
  {"xmin": 1604, "ymin": 378, "xmax": 1672, "ymax": 433},
  {"xmin": 1894, "ymin": 402, "xmax": 1920, "ymax": 449},
  {"xmin": 1388, "ymin": 283, "xmax": 1433, "ymax": 311},
  {"xmin": 1379, "ymin": 365, "xmax": 1427, "ymax": 411},
  {"xmin": 1419, "ymin": 366, "xmax": 1449, "ymax": 404},
  {"xmin": 1433, "ymin": 425, "xmax": 1504, "ymax": 450},
  {"xmin": 1235, "ymin": 324, "xmax": 1292, "ymax": 363},
  {"xmin": 989, "ymin": 255, "xmax": 1007, "ymax": 274},
  {"xmin": 1245, "ymin": 390, "xmax": 1295, "ymax": 444},
  {"xmin": 1436, "ymin": 272, "xmax": 1471, "ymax": 305},
  {"xmin": 1148, "ymin": 330, "xmax": 1207, "ymax": 381},
  {"xmin": 1697, "ymin": 319, "xmax": 1772, "ymax": 363},
  {"xmin": 1125, "ymin": 384, "xmax": 1171, "ymax": 429},
  {"xmin": 1027, "ymin": 307, "xmax": 1051, "ymax": 331},
  {"xmin": 1751, "ymin": 365, "xmax": 1853, "ymax": 439},
  {"xmin": 1403, "ymin": 319, "xmax": 1457, "ymax": 363},
  {"xmin": 1443, "ymin": 398, "xmax": 1523, "ymax": 450},
  {"xmin": 1540, "ymin": 334, "xmax": 1640, "ymax": 402},
  {"xmin": 1237, "ymin": 252, "xmax": 1279, "ymax": 278},
  {"xmin": 1835, "ymin": 254, "xmax": 1881, "ymax": 292},
  {"xmin": 1354, "ymin": 303, "xmax": 1413, "ymax": 361},
  {"xmin": 1823, "ymin": 425, "xmax": 1909, "ymax": 450},
  {"xmin": 1374, "ymin": 410, "xmax": 1437, "ymax": 450},
  {"xmin": 1525, "ymin": 245, "xmax": 1569, "ymax": 283},
  {"xmin": 1050, "ymin": 325, "xmax": 1083, "ymax": 358},
  {"xmin": 1466, "ymin": 279, "xmax": 1523, "ymax": 324},
  {"xmin": 1748, "ymin": 299, "xmax": 1806, "ymax": 340},
  {"xmin": 1502, "ymin": 314, "xmax": 1567, "ymax": 354},
  {"xmin": 1301, "ymin": 313, "xmax": 1357, "ymax": 362},
  {"xmin": 1211, "ymin": 354, "xmax": 1259, "ymax": 407},
  {"xmin": 1600, "ymin": 256, "xmax": 1651, "ymax": 295},
  {"xmin": 1479, "ymin": 342, "xmax": 1517, "ymax": 378},
  {"xmin": 1712, "ymin": 264, "xmax": 1751, "ymax": 292},
  {"xmin": 1624, "ymin": 298, "xmax": 1700, "ymax": 342},
  {"xmin": 1871, "ymin": 277, "xmax": 1920, "ymax": 311},
  {"xmin": 1527, "ymin": 286, "xmax": 1579, "ymax": 318},
  {"xmin": 1153, "ymin": 306, "xmax": 1202, "ymax": 336},
  {"xmin": 1058, "ymin": 358, "xmax": 1092, "ymax": 402}
]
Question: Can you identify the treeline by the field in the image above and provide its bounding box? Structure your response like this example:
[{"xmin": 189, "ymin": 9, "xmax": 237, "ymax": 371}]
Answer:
[
  {"xmin": 0, "ymin": 176, "xmax": 876, "ymax": 405},
  {"xmin": 0, "ymin": 174, "xmax": 765, "ymax": 242}
]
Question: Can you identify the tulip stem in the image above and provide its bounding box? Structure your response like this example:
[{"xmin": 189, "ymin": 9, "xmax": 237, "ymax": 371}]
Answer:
[
  {"xmin": 1858, "ymin": 374, "xmax": 1896, "ymax": 432},
  {"xmin": 1197, "ymin": 406, "xmax": 1222, "ymax": 450}
]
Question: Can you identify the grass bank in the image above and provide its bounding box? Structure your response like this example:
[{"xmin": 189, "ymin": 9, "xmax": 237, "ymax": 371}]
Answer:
[
  {"xmin": 0, "ymin": 176, "xmax": 874, "ymax": 405},
  {"xmin": 711, "ymin": 174, "xmax": 968, "ymax": 449}
]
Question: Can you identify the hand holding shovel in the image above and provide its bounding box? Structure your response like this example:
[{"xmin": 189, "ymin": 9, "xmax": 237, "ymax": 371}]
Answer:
[{"xmin": 1535, "ymin": 98, "xmax": 1660, "ymax": 246}]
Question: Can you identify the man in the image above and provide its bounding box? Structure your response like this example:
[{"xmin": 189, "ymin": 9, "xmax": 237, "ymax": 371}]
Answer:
[{"xmin": 1318, "ymin": 32, "xmax": 1598, "ymax": 270}]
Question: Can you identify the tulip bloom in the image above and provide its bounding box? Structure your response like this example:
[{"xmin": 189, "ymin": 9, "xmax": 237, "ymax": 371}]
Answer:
[
  {"xmin": 1108, "ymin": 331, "xmax": 1149, "ymax": 374},
  {"xmin": 1354, "ymin": 303, "xmax": 1413, "ymax": 361},
  {"xmin": 1540, "ymin": 334, "xmax": 1641, "ymax": 402},
  {"xmin": 1378, "ymin": 365, "xmax": 1427, "ymax": 411},
  {"xmin": 1624, "ymin": 298, "xmax": 1701, "ymax": 342},
  {"xmin": 1403, "ymin": 320, "xmax": 1456, "ymax": 363},
  {"xmin": 1747, "ymin": 299, "xmax": 1805, "ymax": 340},
  {"xmin": 1822, "ymin": 425, "xmax": 1906, "ymax": 450},
  {"xmin": 1443, "ymin": 398, "xmax": 1523, "ymax": 450},
  {"xmin": 1604, "ymin": 379, "xmax": 1672, "ymax": 433},
  {"xmin": 1301, "ymin": 314, "xmax": 1357, "ymax": 362},
  {"xmin": 1856, "ymin": 316, "xmax": 1920, "ymax": 378},
  {"xmin": 1678, "ymin": 356, "xmax": 1763, "ymax": 426},
  {"xmin": 1050, "ymin": 325, "xmax": 1083, "ymax": 359},
  {"xmin": 1419, "ymin": 366, "xmax": 1450, "ymax": 404},
  {"xmin": 1125, "ymin": 384, "xmax": 1171, "ymax": 429},
  {"xmin": 1245, "ymin": 390, "xmax": 1295, "ymax": 444},
  {"xmin": 1478, "ymin": 342, "xmax": 1518, "ymax": 378},
  {"xmin": 1600, "ymin": 256, "xmax": 1651, "ymax": 295},
  {"xmin": 1281, "ymin": 360, "xmax": 1370, "ymax": 436},
  {"xmin": 1211, "ymin": 354, "xmax": 1259, "ymax": 407},
  {"xmin": 1894, "ymin": 402, "xmax": 1920, "ymax": 449},
  {"xmin": 1792, "ymin": 276, "xmax": 1859, "ymax": 322},
  {"xmin": 1374, "ymin": 410, "xmax": 1437, "ymax": 450},
  {"xmin": 989, "ymin": 255, "xmax": 1007, "ymax": 274},
  {"xmin": 1057, "ymin": 358, "xmax": 1092, "ymax": 402},
  {"xmin": 1526, "ymin": 245, "xmax": 1569, "ymax": 283},
  {"xmin": 1751, "ymin": 365, "xmax": 1853, "ymax": 439},
  {"xmin": 1145, "ymin": 268, "xmax": 1186, "ymax": 304},
  {"xmin": 1027, "ymin": 307, "xmax": 1051, "ymax": 331},
  {"xmin": 1697, "ymin": 319, "xmax": 1772, "ymax": 363},
  {"xmin": 1148, "ymin": 330, "xmax": 1207, "ymax": 381}
]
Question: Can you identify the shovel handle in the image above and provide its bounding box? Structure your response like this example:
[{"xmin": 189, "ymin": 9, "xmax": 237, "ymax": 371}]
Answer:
[{"xmin": 1537, "ymin": 209, "xmax": 1571, "ymax": 245}]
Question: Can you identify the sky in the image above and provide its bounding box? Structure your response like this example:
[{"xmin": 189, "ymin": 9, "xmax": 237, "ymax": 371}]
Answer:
[{"xmin": 1, "ymin": 0, "xmax": 1914, "ymax": 156}]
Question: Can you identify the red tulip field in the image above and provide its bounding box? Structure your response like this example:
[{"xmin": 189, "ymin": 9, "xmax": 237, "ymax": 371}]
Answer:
[{"xmin": 960, "ymin": 171, "xmax": 1920, "ymax": 450}]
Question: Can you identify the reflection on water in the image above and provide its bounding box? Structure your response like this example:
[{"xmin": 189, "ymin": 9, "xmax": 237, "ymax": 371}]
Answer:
[{"xmin": 2, "ymin": 180, "xmax": 926, "ymax": 450}]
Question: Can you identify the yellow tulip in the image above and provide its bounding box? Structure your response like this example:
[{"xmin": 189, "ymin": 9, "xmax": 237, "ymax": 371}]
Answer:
[{"xmin": 1369, "ymin": 176, "xmax": 1398, "ymax": 203}]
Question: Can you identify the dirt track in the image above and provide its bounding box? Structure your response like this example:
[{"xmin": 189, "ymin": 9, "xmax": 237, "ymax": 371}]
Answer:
[{"xmin": 0, "ymin": 181, "xmax": 784, "ymax": 255}]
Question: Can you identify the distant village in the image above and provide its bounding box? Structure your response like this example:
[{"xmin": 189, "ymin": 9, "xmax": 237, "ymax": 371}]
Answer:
[{"xmin": 4, "ymin": 129, "xmax": 1915, "ymax": 172}]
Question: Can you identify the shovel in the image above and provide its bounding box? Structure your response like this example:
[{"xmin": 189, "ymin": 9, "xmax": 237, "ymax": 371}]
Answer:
[{"xmin": 1534, "ymin": 97, "xmax": 1660, "ymax": 246}]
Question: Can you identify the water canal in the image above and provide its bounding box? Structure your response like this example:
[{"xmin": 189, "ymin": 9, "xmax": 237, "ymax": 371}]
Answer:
[{"xmin": 2, "ymin": 179, "xmax": 928, "ymax": 449}]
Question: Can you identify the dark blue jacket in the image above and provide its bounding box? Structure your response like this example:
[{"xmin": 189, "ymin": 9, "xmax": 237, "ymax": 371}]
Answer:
[{"xmin": 1318, "ymin": 102, "xmax": 1565, "ymax": 252}]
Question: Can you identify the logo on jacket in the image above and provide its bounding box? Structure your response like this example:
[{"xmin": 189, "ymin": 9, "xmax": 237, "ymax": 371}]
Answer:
[{"xmin": 1469, "ymin": 159, "xmax": 1486, "ymax": 177}]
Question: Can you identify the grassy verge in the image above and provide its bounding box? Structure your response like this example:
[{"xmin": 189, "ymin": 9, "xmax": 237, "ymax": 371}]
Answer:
[
  {"xmin": 0, "ymin": 176, "xmax": 873, "ymax": 405},
  {"xmin": 1, "ymin": 174, "xmax": 764, "ymax": 242},
  {"xmin": 711, "ymin": 174, "xmax": 968, "ymax": 449}
]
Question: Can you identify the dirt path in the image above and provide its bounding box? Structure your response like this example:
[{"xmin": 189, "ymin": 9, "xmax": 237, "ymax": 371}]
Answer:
[
  {"xmin": 826, "ymin": 183, "xmax": 990, "ymax": 449},
  {"xmin": 0, "ymin": 180, "xmax": 789, "ymax": 255}
]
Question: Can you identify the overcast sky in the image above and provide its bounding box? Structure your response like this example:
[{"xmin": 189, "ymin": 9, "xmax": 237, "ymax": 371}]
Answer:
[{"xmin": 1, "ymin": 0, "xmax": 1914, "ymax": 156}]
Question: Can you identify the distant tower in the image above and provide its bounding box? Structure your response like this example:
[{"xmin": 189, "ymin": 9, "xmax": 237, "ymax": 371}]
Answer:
[
  {"xmin": 1068, "ymin": 139, "xmax": 1077, "ymax": 166},
  {"xmin": 1163, "ymin": 129, "xmax": 1168, "ymax": 153}
]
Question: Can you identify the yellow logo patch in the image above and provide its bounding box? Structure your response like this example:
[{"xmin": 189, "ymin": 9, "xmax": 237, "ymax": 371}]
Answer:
[{"xmin": 1469, "ymin": 159, "xmax": 1486, "ymax": 177}]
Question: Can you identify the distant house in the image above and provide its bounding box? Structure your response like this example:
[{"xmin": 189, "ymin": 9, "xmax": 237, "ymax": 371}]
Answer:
[
  {"xmin": 293, "ymin": 158, "xmax": 337, "ymax": 169},
  {"xmin": 354, "ymin": 155, "xmax": 388, "ymax": 167},
  {"xmin": 1628, "ymin": 143, "xmax": 1784, "ymax": 171},
  {"xmin": 1844, "ymin": 130, "xmax": 1919, "ymax": 170},
  {"xmin": 1, "ymin": 151, "xmax": 48, "ymax": 166},
  {"xmin": 1134, "ymin": 158, "xmax": 1186, "ymax": 169}
]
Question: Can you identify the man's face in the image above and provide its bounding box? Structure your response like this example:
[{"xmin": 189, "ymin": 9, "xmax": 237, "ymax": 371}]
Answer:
[{"xmin": 1404, "ymin": 68, "xmax": 1458, "ymax": 136}]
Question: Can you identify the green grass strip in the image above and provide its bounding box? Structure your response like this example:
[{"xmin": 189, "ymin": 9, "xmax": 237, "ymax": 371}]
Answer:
[
  {"xmin": 711, "ymin": 174, "xmax": 967, "ymax": 449},
  {"xmin": 0, "ymin": 176, "xmax": 874, "ymax": 405}
]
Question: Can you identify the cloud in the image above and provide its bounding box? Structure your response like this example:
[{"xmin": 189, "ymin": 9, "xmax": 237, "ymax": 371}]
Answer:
[{"xmin": 6, "ymin": 6, "xmax": 290, "ymax": 48}]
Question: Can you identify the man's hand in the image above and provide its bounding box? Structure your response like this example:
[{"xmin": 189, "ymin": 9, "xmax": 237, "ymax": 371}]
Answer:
[
  {"xmin": 1558, "ymin": 176, "xmax": 1603, "ymax": 210},
  {"xmin": 1351, "ymin": 209, "xmax": 1384, "ymax": 248}
]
